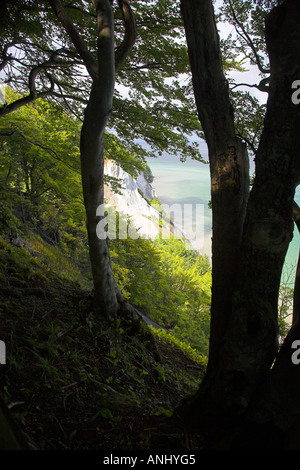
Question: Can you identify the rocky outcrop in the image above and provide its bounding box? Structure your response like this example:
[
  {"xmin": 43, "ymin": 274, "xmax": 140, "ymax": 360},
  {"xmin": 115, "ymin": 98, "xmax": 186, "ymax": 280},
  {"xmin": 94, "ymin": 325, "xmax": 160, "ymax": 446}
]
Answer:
[
  {"xmin": 104, "ymin": 160, "xmax": 162, "ymax": 240},
  {"xmin": 103, "ymin": 159, "xmax": 195, "ymax": 247},
  {"xmin": 104, "ymin": 160, "xmax": 156, "ymax": 201}
]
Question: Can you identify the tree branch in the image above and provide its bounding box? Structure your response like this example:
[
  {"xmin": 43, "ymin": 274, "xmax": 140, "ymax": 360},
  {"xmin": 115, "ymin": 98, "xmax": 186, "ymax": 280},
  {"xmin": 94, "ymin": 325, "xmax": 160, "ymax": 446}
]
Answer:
[
  {"xmin": 122, "ymin": 62, "xmax": 164, "ymax": 72},
  {"xmin": 236, "ymin": 131, "xmax": 257, "ymax": 156},
  {"xmin": 115, "ymin": 0, "xmax": 137, "ymax": 73},
  {"xmin": 0, "ymin": 43, "xmax": 85, "ymax": 118},
  {"xmin": 230, "ymin": 77, "xmax": 270, "ymax": 93},
  {"xmin": 293, "ymin": 200, "xmax": 300, "ymax": 232},
  {"xmin": 91, "ymin": 0, "xmax": 116, "ymax": 113},
  {"xmin": 0, "ymin": 130, "xmax": 80, "ymax": 173},
  {"xmin": 0, "ymin": 72, "xmax": 55, "ymax": 117},
  {"xmin": 180, "ymin": 0, "xmax": 236, "ymax": 147},
  {"xmin": 228, "ymin": 0, "xmax": 270, "ymax": 75},
  {"xmin": 0, "ymin": 43, "xmax": 14, "ymax": 72},
  {"xmin": 65, "ymin": 3, "xmax": 97, "ymax": 19},
  {"xmin": 48, "ymin": 0, "xmax": 98, "ymax": 80}
]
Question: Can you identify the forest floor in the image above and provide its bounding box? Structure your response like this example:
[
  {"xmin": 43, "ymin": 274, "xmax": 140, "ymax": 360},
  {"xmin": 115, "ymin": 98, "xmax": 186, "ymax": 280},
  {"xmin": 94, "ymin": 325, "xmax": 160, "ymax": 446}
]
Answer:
[{"xmin": 0, "ymin": 235, "xmax": 206, "ymax": 451}]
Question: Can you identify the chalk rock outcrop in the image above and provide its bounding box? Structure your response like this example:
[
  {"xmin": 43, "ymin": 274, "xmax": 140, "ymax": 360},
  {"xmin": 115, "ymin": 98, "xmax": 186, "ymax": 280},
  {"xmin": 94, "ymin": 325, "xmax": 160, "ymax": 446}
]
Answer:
[
  {"xmin": 103, "ymin": 159, "xmax": 197, "ymax": 249},
  {"xmin": 104, "ymin": 160, "xmax": 162, "ymax": 240}
]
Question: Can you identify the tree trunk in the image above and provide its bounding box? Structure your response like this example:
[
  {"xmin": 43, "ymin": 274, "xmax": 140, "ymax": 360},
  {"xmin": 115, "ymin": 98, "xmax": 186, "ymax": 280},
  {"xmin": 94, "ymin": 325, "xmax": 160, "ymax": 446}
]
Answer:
[
  {"xmin": 80, "ymin": 81, "xmax": 124, "ymax": 318},
  {"xmin": 180, "ymin": 0, "xmax": 250, "ymax": 374},
  {"xmin": 49, "ymin": 0, "xmax": 136, "ymax": 319},
  {"xmin": 242, "ymin": 201, "xmax": 300, "ymax": 450},
  {"xmin": 211, "ymin": 0, "xmax": 300, "ymax": 421},
  {"xmin": 179, "ymin": 0, "xmax": 300, "ymax": 441}
]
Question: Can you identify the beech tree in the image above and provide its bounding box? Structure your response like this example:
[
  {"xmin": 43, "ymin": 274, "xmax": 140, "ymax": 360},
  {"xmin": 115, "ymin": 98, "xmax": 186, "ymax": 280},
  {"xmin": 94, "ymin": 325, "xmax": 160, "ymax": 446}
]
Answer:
[
  {"xmin": 179, "ymin": 0, "xmax": 300, "ymax": 449},
  {"xmin": 0, "ymin": 0, "xmax": 206, "ymax": 318},
  {"xmin": 0, "ymin": 0, "xmax": 136, "ymax": 317},
  {"xmin": 48, "ymin": 0, "xmax": 138, "ymax": 317}
]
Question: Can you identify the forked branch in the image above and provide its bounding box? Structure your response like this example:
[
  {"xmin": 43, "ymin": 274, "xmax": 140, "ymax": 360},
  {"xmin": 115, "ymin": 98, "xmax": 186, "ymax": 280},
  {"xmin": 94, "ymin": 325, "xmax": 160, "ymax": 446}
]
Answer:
[
  {"xmin": 0, "ymin": 71, "xmax": 54, "ymax": 117},
  {"xmin": 48, "ymin": 0, "xmax": 99, "ymax": 80},
  {"xmin": 115, "ymin": 0, "xmax": 137, "ymax": 73}
]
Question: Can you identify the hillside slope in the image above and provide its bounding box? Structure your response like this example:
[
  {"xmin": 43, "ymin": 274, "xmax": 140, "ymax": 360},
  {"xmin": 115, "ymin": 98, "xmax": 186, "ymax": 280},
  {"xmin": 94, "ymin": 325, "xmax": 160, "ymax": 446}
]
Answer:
[{"xmin": 0, "ymin": 236, "xmax": 206, "ymax": 450}]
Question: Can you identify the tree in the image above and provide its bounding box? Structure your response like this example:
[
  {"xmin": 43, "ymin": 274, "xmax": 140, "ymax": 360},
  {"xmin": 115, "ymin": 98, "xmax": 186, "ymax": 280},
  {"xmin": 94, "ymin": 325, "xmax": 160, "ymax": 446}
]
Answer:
[
  {"xmin": 45, "ymin": 0, "xmax": 137, "ymax": 318},
  {"xmin": 179, "ymin": 0, "xmax": 300, "ymax": 449},
  {"xmin": 0, "ymin": 88, "xmax": 88, "ymax": 253},
  {"xmin": 0, "ymin": 0, "xmax": 208, "ymax": 319},
  {"xmin": 0, "ymin": 0, "xmax": 136, "ymax": 317}
]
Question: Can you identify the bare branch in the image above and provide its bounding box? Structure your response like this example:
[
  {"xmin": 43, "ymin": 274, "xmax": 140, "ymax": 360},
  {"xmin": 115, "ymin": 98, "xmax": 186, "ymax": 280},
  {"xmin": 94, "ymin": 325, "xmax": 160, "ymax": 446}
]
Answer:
[
  {"xmin": 236, "ymin": 132, "xmax": 257, "ymax": 156},
  {"xmin": 122, "ymin": 62, "xmax": 164, "ymax": 72},
  {"xmin": 0, "ymin": 39, "xmax": 87, "ymax": 118},
  {"xmin": 230, "ymin": 77, "xmax": 270, "ymax": 93},
  {"xmin": 65, "ymin": 3, "xmax": 97, "ymax": 19},
  {"xmin": 0, "ymin": 43, "xmax": 15, "ymax": 72},
  {"xmin": 0, "ymin": 72, "xmax": 55, "ymax": 117}
]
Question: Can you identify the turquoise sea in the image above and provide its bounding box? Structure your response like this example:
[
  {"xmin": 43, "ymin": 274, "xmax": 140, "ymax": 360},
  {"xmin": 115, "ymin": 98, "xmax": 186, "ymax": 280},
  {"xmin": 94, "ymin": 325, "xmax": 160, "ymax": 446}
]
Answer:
[
  {"xmin": 146, "ymin": 153, "xmax": 300, "ymax": 286},
  {"xmin": 146, "ymin": 154, "xmax": 212, "ymax": 256}
]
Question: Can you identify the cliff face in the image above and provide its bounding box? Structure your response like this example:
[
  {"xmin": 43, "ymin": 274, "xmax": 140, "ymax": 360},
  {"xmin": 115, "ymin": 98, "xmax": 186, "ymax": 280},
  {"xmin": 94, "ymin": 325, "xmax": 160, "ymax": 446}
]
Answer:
[
  {"xmin": 104, "ymin": 160, "xmax": 200, "ymax": 250},
  {"xmin": 104, "ymin": 160, "xmax": 162, "ymax": 240}
]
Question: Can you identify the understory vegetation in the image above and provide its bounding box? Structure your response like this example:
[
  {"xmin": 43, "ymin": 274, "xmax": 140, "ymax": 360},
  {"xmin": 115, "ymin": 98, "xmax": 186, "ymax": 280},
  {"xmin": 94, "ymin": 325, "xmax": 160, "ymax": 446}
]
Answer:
[
  {"xmin": 0, "ymin": 89, "xmax": 210, "ymax": 449},
  {"xmin": 0, "ymin": 234, "xmax": 207, "ymax": 449},
  {"xmin": 0, "ymin": 85, "xmax": 291, "ymax": 450},
  {"xmin": 0, "ymin": 88, "xmax": 211, "ymax": 356}
]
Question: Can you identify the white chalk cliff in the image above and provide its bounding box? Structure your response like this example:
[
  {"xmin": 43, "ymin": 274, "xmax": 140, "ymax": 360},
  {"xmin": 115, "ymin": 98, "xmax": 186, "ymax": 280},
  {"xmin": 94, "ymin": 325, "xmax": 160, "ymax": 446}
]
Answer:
[
  {"xmin": 104, "ymin": 159, "xmax": 186, "ymax": 242},
  {"xmin": 104, "ymin": 160, "xmax": 160, "ymax": 240}
]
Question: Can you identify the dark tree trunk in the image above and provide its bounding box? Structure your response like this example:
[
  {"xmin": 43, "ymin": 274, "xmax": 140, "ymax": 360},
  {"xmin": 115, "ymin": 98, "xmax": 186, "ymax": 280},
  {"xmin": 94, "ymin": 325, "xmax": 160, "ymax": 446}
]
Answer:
[
  {"xmin": 243, "ymin": 201, "xmax": 300, "ymax": 450},
  {"xmin": 179, "ymin": 0, "xmax": 300, "ymax": 446},
  {"xmin": 49, "ymin": 0, "xmax": 136, "ymax": 319},
  {"xmin": 180, "ymin": 0, "xmax": 250, "ymax": 374},
  {"xmin": 212, "ymin": 0, "xmax": 300, "ymax": 422},
  {"xmin": 80, "ymin": 81, "xmax": 123, "ymax": 317}
]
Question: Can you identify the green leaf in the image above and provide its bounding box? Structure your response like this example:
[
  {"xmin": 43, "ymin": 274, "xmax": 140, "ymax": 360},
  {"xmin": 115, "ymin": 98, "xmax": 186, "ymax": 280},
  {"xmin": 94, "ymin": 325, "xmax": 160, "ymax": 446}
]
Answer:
[{"xmin": 100, "ymin": 408, "xmax": 113, "ymax": 419}]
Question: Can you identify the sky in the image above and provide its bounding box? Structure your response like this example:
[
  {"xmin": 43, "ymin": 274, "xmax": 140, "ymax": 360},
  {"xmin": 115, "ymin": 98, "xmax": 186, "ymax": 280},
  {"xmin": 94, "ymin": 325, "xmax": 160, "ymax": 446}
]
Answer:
[{"xmin": 187, "ymin": 0, "xmax": 269, "ymax": 164}]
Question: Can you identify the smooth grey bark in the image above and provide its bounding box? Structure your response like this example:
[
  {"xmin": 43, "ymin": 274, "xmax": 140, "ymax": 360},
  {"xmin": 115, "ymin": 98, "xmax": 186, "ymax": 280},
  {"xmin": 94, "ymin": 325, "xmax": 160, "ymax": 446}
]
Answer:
[
  {"xmin": 49, "ymin": 0, "xmax": 136, "ymax": 318},
  {"xmin": 80, "ymin": 81, "xmax": 123, "ymax": 316}
]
